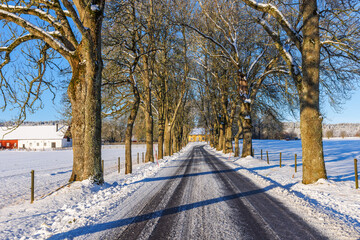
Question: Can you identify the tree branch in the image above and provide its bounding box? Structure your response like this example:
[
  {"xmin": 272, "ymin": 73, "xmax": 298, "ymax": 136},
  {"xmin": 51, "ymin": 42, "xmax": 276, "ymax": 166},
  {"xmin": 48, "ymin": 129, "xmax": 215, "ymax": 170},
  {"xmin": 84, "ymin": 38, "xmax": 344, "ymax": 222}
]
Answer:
[{"xmin": 0, "ymin": 9, "xmax": 75, "ymax": 57}]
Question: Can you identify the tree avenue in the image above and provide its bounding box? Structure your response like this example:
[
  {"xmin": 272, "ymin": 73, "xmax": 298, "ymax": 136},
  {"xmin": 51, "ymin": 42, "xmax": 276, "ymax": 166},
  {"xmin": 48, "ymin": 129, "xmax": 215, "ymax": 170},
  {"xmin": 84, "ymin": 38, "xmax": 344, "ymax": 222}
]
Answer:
[{"xmin": 1, "ymin": 0, "xmax": 359, "ymax": 185}]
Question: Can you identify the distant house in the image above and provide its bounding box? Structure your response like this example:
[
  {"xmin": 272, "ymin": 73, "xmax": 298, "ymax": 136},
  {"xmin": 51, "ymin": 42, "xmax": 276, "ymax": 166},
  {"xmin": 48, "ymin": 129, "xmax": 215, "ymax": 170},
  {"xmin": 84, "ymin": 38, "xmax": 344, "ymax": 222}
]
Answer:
[
  {"xmin": 0, "ymin": 124, "xmax": 72, "ymax": 150},
  {"xmin": 188, "ymin": 128, "xmax": 207, "ymax": 142}
]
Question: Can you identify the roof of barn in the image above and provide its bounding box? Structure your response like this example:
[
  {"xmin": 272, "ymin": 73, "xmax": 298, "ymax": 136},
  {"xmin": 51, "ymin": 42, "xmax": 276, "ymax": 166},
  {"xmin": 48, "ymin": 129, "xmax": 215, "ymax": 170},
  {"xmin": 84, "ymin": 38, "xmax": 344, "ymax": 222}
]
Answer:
[{"xmin": 0, "ymin": 125, "xmax": 68, "ymax": 140}]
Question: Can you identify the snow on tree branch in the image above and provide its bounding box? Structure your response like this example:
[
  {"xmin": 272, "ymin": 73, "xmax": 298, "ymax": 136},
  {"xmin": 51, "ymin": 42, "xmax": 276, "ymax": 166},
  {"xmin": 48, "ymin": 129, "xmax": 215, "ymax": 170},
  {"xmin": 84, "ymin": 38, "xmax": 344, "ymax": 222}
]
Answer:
[
  {"xmin": 0, "ymin": 4, "xmax": 61, "ymax": 28},
  {"xmin": 61, "ymin": 0, "xmax": 89, "ymax": 38},
  {"xmin": 255, "ymin": 17, "xmax": 301, "ymax": 84},
  {"xmin": 246, "ymin": 48, "xmax": 266, "ymax": 80},
  {"xmin": 184, "ymin": 23, "xmax": 238, "ymax": 67},
  {"xmin": 0, "ymin": 9, "xmax": 75, "ymax": 57},
  {"xmin": 241, "ymin": 0, "xmax": 302, "ymax": 50}
]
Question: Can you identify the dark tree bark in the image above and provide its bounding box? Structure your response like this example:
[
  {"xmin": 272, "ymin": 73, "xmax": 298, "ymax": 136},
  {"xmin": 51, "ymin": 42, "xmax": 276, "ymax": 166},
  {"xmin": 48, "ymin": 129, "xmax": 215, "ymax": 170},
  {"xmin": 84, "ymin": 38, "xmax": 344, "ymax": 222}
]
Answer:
[
  {"xmin": 144, "ymin": 82, "xmax": 154, "ymax": 163},
  {"xmin": 240, "ymin": 101, "xmax": 253, "ymax": 157},
  {"xmin": 125, "ymin": 86, "xmax": 140, "ymax": 174},
  {"xmin": 234, "ymin": 119, "xmax": 243, "ymax": 157},
  {"xmin": 300, "ymin": 0, "xmax": 326, "ymax": 184},
  {"xmin": 158, "ymin": 118, "xmax": 165, "ymax": 159},
  {"xmin": 217, "ymin": 119, "xmax": 225, "ymax": 151}
]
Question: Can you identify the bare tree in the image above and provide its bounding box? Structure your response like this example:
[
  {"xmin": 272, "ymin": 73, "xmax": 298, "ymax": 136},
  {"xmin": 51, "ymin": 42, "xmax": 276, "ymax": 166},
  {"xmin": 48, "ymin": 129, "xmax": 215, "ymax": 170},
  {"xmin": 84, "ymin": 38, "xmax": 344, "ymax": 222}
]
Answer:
[
  {"xmin": 241, "ymin": 0, "xmax": 328, "ymax": 183},
  {"xmin": 340, "ymin": 130, "xmax": 347, "ymax": 139},
  {"xmin": 0, "ymin": 0, "xmax": 105, "ymax": 183},
  {"xmin": 325, "ymin": 130, "xmax": 333, "ymax": 139}
]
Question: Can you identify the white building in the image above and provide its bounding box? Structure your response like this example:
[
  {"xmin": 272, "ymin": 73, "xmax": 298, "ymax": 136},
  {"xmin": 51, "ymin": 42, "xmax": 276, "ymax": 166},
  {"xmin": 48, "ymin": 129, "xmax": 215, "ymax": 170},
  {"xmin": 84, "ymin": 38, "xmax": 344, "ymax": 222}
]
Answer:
[{"xmin": 0, "ymin": 124, "xmax": 72, "ymax": 150}]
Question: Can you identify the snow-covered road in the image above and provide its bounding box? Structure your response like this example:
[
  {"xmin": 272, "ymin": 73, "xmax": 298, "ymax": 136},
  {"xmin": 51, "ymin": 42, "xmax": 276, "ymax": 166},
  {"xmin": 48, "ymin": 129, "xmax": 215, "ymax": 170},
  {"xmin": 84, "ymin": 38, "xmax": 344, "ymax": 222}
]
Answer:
[
  {"xmin": 73, "ymin": 144, "xmax": 324, "ymax": 239},
  {"xmin": 1, "ymin": 142, "xmax": 359, "ymax": 239}
]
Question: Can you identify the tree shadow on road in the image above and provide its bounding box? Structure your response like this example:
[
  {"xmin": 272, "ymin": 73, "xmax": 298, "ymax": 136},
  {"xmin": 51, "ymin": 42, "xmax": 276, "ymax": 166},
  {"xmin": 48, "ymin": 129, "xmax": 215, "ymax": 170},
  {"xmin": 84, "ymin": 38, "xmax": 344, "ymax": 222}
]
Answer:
[
  {"xmin": 47, "ymin": 184, "xmax": 276, "ymax": 239},
  {"xmin": 131, "ymin": 167, "xmax": 243, "ymax": 185}
]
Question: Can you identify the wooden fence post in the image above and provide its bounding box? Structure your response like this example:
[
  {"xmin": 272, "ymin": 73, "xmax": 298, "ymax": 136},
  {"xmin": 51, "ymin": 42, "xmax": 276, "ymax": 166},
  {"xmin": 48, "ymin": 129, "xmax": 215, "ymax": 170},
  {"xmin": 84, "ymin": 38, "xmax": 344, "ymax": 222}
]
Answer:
[
  {"xmin": 266, "ymin": 151, "xmax": 269, "ymax": 164},
  {"xmin": 102, "ymin": 160, "xmax": 104, "ymax": 173},
  {"xmin": 261, "ymin": 149, "xmax": 263, "ymax": 160},
  {"xmin": 142, "ymin": 152, "xmax": 144, "ymax": 163},
  {"xmin": 137, "ymin": 153, "xmax": 140, "ymax": 164},
  {"xmin": 118, "ymin": 157, "xmax": 120, "ymax": 173},
  {"xmin": 279, "ymin": 152, "xmax": 282, "ymax": 168},
  {"xmin": 295, "ymin": 154, "xmax": 297, "ymax": 173},
  {"xmin": 355, "ymin": 158, "xmax": 358, "ymax": 189},
  {"xmin": 31, "ymin": 170, "xmax": 34, "ymax": 204}
]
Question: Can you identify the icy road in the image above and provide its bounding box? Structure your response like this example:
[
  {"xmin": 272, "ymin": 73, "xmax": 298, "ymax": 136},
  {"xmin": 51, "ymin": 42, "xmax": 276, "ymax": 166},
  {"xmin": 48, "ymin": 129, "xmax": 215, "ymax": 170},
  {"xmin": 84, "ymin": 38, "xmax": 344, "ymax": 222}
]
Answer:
[{"xmin": 95, "ymin": 144, "xmax": 325, "ymax": 240}]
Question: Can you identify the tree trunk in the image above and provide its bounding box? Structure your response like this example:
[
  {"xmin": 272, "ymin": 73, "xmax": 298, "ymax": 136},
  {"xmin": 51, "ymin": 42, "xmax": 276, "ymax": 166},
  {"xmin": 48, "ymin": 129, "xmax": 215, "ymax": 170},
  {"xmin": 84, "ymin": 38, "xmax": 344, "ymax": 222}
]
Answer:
[
  {"xmin": 240, "ymin": 102, "xmax": 252, "ymax": 157},
  {"xmin": 241, "ymin": 118, "xmax": 253, "ymax": 157},
  {"xmin": 171, "ymin": 128, "xmax": 177, "ymax": 154},
  {"xmin": 213, "ymin": 123, "xmax": 219, "ymax": 149},
  {"xmin": 224, "ymin": 123, "xmax": 233, "ymax": 154},
  {"xmin": 125, "ymin": 87, "xmax": 140, "ymax": 174},
  {"xmin": 145, "ymin": 100, "xmax": 154, "ymax": 162},
  {"xmin": 234, "ymin": 135, "xmax": 240, "ymax": 157},
  {"xmin": 224, "ymin": 102, "xmax": 236, "ymax": 154},
  {"xmin": 301, "ymin": 0, "xmax": 326, "ymax": 184},
  {"xmin": 234, "ymin": 119, "xmax": 242, "ymax": 157},
  {"xmin": 164, "ymin": 120, "xmax": 171, "ymax": 156},
  {"xmin": 142, "ymin": 52, "xmax": 154, "ymax": 163},
  {"xmin": 217, "ymin": 122, "xmax": 225, "ymax": 151},
  {"xmin": 209, "ymin": 128, "xmax": 214, "ymax": 147},
  {"xmin": 68, "ymin": 45, "xmax": 103, "ymax": 183},
  {"xmin": 158, "ymin": 122, "xmax": 165, "ymax": 160}
]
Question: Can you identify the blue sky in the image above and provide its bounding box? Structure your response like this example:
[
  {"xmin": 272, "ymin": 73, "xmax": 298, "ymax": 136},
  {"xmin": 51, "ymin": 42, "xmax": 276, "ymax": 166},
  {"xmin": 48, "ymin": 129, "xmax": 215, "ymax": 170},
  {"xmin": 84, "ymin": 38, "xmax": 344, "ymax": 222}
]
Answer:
[
  {"xmin": 0, "ymin": 92, "xmax": 64, "ymax": 122},
  {"xmin": 1, "ymin": 87, "xmax": 360, "ymax": 124},
  {"xmin": 322, "ymin": 89, "xmax": 360, "ymax": 124}
]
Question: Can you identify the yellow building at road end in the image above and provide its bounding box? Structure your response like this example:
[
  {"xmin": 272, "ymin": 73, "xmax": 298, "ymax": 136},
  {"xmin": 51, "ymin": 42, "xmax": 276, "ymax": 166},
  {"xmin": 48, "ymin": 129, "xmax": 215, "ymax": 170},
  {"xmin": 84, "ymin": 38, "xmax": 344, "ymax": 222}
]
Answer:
[{"xmin": 188, "ymin": 128, "xmax": 207, "ymax": 142}]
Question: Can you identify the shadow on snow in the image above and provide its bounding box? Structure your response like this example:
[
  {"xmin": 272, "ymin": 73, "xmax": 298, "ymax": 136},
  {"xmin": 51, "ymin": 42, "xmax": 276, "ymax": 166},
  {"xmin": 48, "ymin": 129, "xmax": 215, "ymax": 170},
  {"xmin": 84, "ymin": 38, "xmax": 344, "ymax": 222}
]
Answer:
[{"xmin": 47, "ymin": 184, "xmax": 276, "ymax": 239}]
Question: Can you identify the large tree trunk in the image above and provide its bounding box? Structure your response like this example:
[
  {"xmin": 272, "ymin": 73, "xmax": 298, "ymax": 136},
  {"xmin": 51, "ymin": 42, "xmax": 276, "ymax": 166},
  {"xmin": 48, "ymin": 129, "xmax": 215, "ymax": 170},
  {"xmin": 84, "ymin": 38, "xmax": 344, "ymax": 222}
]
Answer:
[
  {"xmin": 224, "ymin": 102, "xmax": 236, "ymax": 154},
  {"xmin": 213, "ymin": 123, "xmax": 219, "ymax": 149},
  {"xmin": 144, "ymin": 98, "xmax": 154, "ymax": 162},
  {"xmin": 301, "ymin": 0, "xmax": 326, "ymax": 184},
  {"xmin": 241, "ymin": 119, "xmax": 253, "ymax": 157},
  {"xmin": 224, "ymin": 123, "xmax": 233, "ymax": 154},
  {"xmin": 68, "ymin": 45, "xmax": 103, "ymax": 183},
  {"xmin": 172, "ymin": 128, "xmax": 179, "ymax": 153},
  {"xmin": 158, "ymin": 121, "xmax": 165, "ymax": 160},
  {"xmin": 125, "ymin": 88, "xmax": 140, "ymax": 174},
  {"xmin": 217, "ymin": 122, "xmax": 225, "ymax": 151},
  {"xmin": 209, "ymin": 128, "xmax": 214, "ymax": 147},
  {"xmin": 67, "ymin": 2, "xmax": 104, "ymax": 183},
  {"xmin": 240, "ymin": 102, "xmax": 253, "ymax": 157},
  {"xmin": 164, "ymin": 120, "xmax": 171, "ymax": 156},
  {"xmin": 234, "ymin": 119, "xmax": 242, "ymax": 157}
]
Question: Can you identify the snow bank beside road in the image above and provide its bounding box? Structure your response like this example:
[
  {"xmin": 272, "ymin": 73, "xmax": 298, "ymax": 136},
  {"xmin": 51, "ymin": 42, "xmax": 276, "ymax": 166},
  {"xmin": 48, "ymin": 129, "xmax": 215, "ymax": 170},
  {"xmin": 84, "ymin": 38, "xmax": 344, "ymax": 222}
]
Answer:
[
  {"xmin": 0, "ymin": 144, "xmax": 190, "ymax": 240},
  {"xmin": 206, "ymin": 140, "xmax": 360, "ymax": 239}
]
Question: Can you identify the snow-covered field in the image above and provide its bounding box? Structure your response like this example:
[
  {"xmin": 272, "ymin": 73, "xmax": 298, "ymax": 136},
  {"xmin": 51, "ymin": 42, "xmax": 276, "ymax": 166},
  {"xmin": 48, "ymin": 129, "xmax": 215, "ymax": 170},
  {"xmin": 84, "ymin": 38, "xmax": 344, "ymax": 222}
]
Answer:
[
  {"xmin": 0, "ymin": 144, "xmax": 158, "ymax": 209},
  {"xmin": 0, "ymin": 139, "xmax": 359, "ymax": 239}
]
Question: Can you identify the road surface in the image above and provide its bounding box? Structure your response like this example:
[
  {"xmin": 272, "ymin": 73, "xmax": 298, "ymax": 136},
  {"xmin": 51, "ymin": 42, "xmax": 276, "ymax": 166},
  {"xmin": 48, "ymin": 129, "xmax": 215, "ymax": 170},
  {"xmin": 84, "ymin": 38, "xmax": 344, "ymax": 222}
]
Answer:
[{"xmin": 99, "ymin": 144, "xmax": 325, "ymax": 240}]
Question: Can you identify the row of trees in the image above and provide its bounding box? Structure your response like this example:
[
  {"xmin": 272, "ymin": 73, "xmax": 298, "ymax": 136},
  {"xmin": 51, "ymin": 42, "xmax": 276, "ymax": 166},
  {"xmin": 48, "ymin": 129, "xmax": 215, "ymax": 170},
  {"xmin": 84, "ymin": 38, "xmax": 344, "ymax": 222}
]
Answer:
[
  {"xmin": 0, "ymin": 0, "xmax": 195, "ymax": 182},
  {"xmin": 1, "ymin": 0, "xmax": 359, "ymax": 184},
  {"xmin": 191, "ymin": 0, "xmax": 359, "ymax": 184},
  {"xmin": 101, "ymin": 0, "xmax": 195, "ymax": 174}
]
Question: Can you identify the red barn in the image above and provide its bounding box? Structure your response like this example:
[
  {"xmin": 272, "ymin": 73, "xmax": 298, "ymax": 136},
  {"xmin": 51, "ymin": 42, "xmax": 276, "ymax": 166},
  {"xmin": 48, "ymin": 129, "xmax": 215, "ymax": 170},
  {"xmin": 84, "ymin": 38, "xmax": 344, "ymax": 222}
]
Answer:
[
  {"xmin": 0, "ymin": 124, "xmax": 72, "ymax": 150},
  {"xmin": 0, "ymin": 140, "xmax": 18, "ymax": 149}
]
